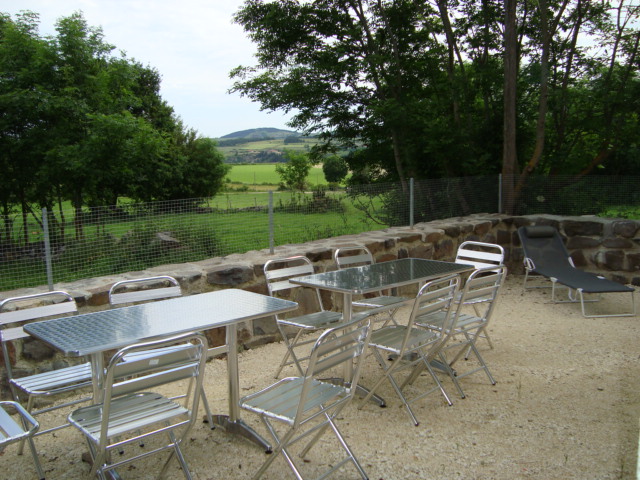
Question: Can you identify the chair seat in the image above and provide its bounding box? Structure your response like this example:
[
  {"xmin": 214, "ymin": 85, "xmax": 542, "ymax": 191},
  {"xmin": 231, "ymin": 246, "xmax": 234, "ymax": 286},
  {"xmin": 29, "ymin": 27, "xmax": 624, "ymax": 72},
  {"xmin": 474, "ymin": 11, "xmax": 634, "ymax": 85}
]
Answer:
[
  {"xmin": 353, "ymin": 295, "xmax": 409, "ymax": 309},
  {"xmin": 417, "ymin": 312, "xmax": 483, "ymax": 333},
  {"xmin": 454, "ymin": 291, "xmax": 491, "ymax": 305},
  {"xmin": 10, "ymin": 362, "xmax": 93, "ymax": 396},
  {"xmin": 69, "ymin": 392, "xmax": 188, "ymax": 440},
  {"xmin": 240, "ymin": 377, "xmax": 348, "ymax": 425},
  {"xmin": 277, "ymin": 310, "xmax": 342, "ymax": 330},
  {"xmin": 369, "ymin": 325, "xmax": 439, "ymax": 354},
  {"xmin": 122, "ymin": 343, "xmax": 195, "ymax": 363}
]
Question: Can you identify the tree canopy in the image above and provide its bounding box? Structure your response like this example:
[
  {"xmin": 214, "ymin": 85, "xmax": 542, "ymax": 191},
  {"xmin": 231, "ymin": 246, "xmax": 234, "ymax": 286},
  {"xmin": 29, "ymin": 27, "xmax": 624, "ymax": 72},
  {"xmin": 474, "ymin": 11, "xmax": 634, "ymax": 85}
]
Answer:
[
  {"xmin": 275, "ymin": 150, "xmax": 312, "ymax": 191},
  {"xmin": 0, "ymin": 11, "xmax": 229, "ymax": 240},
  {"xmin": 231, "ymin": 0, "xmax": 640, "ymax": 207}
]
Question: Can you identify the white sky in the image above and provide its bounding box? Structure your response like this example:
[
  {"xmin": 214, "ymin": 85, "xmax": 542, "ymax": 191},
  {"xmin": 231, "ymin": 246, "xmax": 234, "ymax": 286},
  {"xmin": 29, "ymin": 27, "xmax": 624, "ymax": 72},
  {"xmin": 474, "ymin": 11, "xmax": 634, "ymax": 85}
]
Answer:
[{"xmin": 0, "ymin": 0, "xmax": 294, "ymax": 138}]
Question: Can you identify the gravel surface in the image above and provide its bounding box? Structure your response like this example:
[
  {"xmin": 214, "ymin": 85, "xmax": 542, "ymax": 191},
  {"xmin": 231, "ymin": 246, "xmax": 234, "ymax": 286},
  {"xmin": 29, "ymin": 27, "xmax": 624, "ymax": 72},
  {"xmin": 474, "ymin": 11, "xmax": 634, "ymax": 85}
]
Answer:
[{"xmin": 2, "ymin": 276, "xmax": 639, "ymax": 480}]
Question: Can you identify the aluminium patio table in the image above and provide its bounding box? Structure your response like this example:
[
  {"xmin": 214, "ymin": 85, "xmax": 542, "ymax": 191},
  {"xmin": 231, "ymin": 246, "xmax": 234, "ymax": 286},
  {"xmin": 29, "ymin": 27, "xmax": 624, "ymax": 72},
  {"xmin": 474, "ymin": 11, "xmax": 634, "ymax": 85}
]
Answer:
[
  {"xmin": 24, "ymin": 288, "xmax": 297, "ymax": 452},
  {"xmin": 290, "ymin": 257, "xmax": 475, "ymax": 405},
  {"xmin": 290, "ymin": 257, "xmax": 474, "ymax": 322}
]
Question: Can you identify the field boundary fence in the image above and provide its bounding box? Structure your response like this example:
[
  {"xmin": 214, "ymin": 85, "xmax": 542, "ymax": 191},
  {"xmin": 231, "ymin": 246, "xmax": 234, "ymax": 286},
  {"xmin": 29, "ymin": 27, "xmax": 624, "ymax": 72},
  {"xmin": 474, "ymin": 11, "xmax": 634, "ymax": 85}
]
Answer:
[{"xmin": 1, "ymin": 174, "xmax": 638, "ymax": 292}]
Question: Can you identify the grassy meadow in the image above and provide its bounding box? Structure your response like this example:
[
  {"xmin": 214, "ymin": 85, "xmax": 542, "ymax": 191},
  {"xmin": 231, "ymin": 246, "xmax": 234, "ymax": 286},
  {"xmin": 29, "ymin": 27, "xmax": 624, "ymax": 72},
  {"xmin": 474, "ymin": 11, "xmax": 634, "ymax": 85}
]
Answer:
[
  {"xmin": 225, "ymin": 163, "xmax": 328, "ymax": 187},
  {"xmin": 1, "ymin": 165, "xmax": 374, "ymax": 290}
]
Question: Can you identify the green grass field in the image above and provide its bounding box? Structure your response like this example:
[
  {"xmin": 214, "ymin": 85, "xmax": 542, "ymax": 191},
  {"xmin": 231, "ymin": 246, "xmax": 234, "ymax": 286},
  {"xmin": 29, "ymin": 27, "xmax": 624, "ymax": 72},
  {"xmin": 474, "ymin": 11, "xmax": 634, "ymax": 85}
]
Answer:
[
  {"xmin": 225, "ymin": 164, "xmax": 329, "ymax": 187},
  {"xmin": 0, "ymin": 191, "xmax": 378, "ymax": 290}
]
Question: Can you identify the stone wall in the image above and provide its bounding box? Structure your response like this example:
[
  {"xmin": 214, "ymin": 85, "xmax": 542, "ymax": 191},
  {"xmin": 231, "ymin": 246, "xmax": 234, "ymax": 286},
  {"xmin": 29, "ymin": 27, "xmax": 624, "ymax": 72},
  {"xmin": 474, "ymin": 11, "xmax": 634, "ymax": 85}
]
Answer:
[{"xmin": 2, "ymin": 213, "xmax": 639, "ymax": 395}]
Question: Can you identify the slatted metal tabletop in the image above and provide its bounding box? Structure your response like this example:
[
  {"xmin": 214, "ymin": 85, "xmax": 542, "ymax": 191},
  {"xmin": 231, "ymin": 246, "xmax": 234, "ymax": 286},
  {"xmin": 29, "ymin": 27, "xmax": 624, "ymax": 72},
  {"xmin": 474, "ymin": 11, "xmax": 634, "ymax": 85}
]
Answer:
[{"xmin": 25, "ymin": 289, "xmax": 296, "ymax": 357}]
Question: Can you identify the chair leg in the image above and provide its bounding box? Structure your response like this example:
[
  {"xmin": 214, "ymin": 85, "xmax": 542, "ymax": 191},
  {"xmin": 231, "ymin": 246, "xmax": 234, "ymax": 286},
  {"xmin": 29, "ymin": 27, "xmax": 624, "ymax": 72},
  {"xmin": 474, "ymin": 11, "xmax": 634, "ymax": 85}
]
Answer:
[
  {"xmin": 410, "ymin": 356, "xmax": 454, "ymax": 406},
  {"xmin": 299, "ymin": 414, "xmax": 368, "ymax": 480},
  {"xmin": 358, "ymin": 349, "xmax": 400, "ymax": 409},
  {"xmin": 366, "ymin": 349, "xmax": 423, "ymax": 426},
  {"xmin": 16, "ymin": 411, "xmax": 45, "ymax": 480},
  {"xmin": 158, "ymin": 431, "xmax": 191, "ymax": 480},
  {"xmin": 471, "ymin": 340, "xmax": 496, "ymax": 385},
  {"xmin": 200, "ymin": 390, "xmax": 214, "ymax": 429},
  {"xmin": 436, "ymin": 352, "xmax": 465, "ymax": 399},
  {"xmin": 17, "ymin": 395, "xmax": 36, "ymax": 456},
  {"xmin": 254, "ymin": 419, "xmax": 299, "ymax": 480},
  {"xmin": 472, "ymin": 303, "xmax": 494, "ymax": 350},
  {"xmin": 274, "ymin": 328, "xmax": 306, "ymax": 378},
  {"xmin": 459, "ymin": 332, "xmax": 496, "ymax": 386},
  {"xmin": 326, "ymin": 415, "xmax": 369, "ymax": 480}
]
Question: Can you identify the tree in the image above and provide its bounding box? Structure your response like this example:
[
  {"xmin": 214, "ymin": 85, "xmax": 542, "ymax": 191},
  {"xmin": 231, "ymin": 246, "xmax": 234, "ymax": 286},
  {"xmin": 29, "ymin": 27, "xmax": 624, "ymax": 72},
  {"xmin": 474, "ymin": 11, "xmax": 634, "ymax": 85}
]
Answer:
[
  {"xmin": 275, "ymin": 150, "xmax": 311, "ymax": 191},
  {"xmin": 231, "ymin": 0, "xmax": 447, "ymax": 191},
  {"xmin": 0, "ymin": 11, "xmax": 230, "ymax": 241},
  {"xmin": 322, "ymin": 155, "xmax": 349, "ymax": 184},
  {"xmin": 232, "ymin": 0, "xmax": 640, "ymax": 215},
  {"xmin": 502, "ymin": 0, "xmax": 518, "ymax": 213}
]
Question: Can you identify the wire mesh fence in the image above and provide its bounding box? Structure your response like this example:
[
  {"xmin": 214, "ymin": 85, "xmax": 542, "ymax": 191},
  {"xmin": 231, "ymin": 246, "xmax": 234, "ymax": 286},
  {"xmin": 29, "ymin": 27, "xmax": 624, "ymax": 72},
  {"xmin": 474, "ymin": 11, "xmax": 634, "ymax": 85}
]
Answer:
[
  {"xmin": 1, "ymin": 175, "xmax": 638, "ymax": 292},
  {"xmin": 503, "ymin": 175, "xmax": 640, "ymax": 218}
]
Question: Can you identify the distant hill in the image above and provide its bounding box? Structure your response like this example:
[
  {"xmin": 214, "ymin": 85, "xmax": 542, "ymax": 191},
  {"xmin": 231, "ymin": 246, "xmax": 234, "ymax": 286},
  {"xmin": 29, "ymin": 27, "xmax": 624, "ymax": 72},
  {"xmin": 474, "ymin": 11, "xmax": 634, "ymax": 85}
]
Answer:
[
  {"xmin": 220, "ymin": 127, "xmax": 298, "ymax": 140},
  {"xmin": 215, "ymin": 129, "xmax": 320, "ymax": 164}
]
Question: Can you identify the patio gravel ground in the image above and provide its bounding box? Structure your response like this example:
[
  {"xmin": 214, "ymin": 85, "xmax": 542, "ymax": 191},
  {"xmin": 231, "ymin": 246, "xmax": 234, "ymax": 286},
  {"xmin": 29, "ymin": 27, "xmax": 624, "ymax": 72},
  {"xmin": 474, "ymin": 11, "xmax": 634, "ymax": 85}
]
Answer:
[{"xmin": 1, "ymin": 275, "xmax": 639, "ymax": 480}]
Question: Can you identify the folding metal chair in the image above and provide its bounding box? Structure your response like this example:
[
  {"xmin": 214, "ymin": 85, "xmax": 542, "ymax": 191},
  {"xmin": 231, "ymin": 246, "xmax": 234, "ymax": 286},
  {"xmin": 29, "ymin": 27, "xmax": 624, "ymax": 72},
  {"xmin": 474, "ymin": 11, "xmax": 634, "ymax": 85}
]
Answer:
[
  {"xmin": 454, "ymin": 241, "xmax": 505, "ymax": 349},
  {"xmin": 0, "ymin": 400, "xmax": 44, "ymax": 480},
  {"xmin": 334, "ymin": 245, "xmax": 411, "ymax": 327},
  {"xmin": 417, "ymin": 266, "xmax": 506, "ymax": 398},
  {"xmin": 68, "ymin": 332, "xmax": 208, "ymax": 480},
  {"xmin": 264, "ymin": 256, "xmax": 343, "ymax": 378},
  {"xmin": 239, "ymin": 316, "xmax": 372, "ymax": 480},
  {"xmin": 0, "ymin": 291, "xmax": 93, "ymax": 450},
  {"xmin": 360, "ymin": 274, "xmax": 461, "ymax": 426},
  {"xmin": 108, "ymin": 276, "xmax": 214, "ymax": 427},
  {"xmin": 108, "ymin": 275, "xmax": 182, "ymax": 306}
]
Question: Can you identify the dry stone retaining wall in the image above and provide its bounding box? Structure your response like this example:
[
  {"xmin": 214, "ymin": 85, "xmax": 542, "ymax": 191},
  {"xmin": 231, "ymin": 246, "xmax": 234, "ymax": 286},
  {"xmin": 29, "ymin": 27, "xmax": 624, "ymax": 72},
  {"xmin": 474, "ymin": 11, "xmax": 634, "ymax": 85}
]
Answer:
[{"xmin": 2, "ymin": 213, "xmax": 638, "ymax": 396}]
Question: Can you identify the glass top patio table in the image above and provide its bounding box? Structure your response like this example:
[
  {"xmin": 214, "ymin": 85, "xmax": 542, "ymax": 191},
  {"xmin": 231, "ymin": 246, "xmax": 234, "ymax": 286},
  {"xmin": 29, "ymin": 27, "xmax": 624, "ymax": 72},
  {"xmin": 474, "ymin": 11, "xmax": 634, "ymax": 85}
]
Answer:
[
  {"xmin": 24, "ymin": 288, "xmax": 297, "ymax": 452},
  {"xmin": 290, "ymin": 257, "xmax": 473, "ymax": 299}
]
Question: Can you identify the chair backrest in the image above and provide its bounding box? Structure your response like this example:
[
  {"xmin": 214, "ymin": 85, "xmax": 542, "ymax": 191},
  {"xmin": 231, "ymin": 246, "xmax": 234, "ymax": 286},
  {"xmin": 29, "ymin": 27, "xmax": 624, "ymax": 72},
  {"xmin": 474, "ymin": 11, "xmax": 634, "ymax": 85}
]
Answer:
[
  {"xmin": 294, "ymin": 316, "xmax": 372, "ymax": 425},
  {"xmin": 99, "ymin": 332, "xmax": 208, "ymax": 444},
  {"xmin": 455, "ymin": 241, "xmax": 505, "ymax": 271},
  {"xmin": 407, "ymin": 274, "xmax": 461, "ymax": 353},
  {"xmin": 0, "ymin": 291, "xmax": 77, "ymax": 380},
  {"xmin": 264, "ymin": 256, "xmax": 326, "ymax": 313},
  {"xmin": 457, "ymin": 265, "xmax": 507, "ymax": 319},
  {"xmin": 108, "ymin": 275, "xmax": 182, "ymax": 306},
  {"xmin": 517, "ymin": 226, "xmax": 573, "ymax": 273},
  {"xmin": 334, "ymin": 246, "xmax": 374, "ymax": 269}
]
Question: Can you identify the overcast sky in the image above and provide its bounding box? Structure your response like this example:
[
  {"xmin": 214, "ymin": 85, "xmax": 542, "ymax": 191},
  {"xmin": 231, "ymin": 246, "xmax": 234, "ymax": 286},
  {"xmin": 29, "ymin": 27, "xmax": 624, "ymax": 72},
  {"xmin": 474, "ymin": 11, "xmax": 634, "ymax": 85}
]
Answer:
[{"xmin": 0, "ymin": 0, "xmax": 295, "ymax": 138}]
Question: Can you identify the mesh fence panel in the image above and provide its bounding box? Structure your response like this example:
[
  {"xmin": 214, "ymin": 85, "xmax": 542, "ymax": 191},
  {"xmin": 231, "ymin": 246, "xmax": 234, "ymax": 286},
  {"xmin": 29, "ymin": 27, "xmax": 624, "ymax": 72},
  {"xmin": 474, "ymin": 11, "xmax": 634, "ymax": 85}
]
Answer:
[
  {"xmin": 1, "ymin": 174, "xmax": 638, "ymax": 292},
  {"xmin": 504, "ymin": 175, "xmax": 640, "ymax": 217},
  {"xmin": 413, "ymin": 176, "xmax": 501, "ymax": 222}
]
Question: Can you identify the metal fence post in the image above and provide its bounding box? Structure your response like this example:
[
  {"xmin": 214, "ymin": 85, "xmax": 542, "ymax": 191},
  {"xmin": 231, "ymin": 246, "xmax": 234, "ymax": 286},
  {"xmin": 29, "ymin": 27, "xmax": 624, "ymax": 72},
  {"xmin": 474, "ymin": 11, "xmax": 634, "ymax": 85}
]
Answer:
[
  {"xmin": 498, "ymin": 173, "xmax": 503, "ymax": 214},
  {"xmin": 409, "ymin": 177, "xmax": 414, "ymax": 228},
  {"xmin": 42, "ymin": 207, "xmax": 54, "ymax": 291},
  {"xmin": 269, "ymin": 191, "xmax": 274, "ymax": 254}
]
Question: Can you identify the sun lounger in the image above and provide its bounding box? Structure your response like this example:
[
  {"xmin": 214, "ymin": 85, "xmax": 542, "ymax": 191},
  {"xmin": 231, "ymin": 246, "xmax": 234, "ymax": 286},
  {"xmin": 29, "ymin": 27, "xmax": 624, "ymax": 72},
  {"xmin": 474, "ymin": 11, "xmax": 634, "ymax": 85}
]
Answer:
[{"xmin": 517, "ymin": 225, "xmax": 635, "ymax": 318}]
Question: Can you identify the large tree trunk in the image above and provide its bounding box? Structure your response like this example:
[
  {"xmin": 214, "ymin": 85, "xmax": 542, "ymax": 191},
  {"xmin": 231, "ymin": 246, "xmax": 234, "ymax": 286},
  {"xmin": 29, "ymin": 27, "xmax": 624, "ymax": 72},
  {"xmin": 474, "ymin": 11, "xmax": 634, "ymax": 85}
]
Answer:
[
  {"xmin": 513, "ymin": 0, "xmax": 569, "ymax": 200},
  {"xmin": 502, "ymin": 0, "xmax": 519, "ymax": 214}
]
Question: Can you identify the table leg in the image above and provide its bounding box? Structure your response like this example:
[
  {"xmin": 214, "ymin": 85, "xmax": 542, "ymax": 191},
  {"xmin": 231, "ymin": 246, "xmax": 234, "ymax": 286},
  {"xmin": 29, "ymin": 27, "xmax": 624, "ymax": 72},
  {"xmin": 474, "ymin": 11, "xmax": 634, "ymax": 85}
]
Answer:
[
  {"xmin": 90, "ymin": 353, "xmax": 105, "ymax": 403},
  {"xmin": 208, "ymin": 323, "xmax": 272, "ymax": 452}
]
